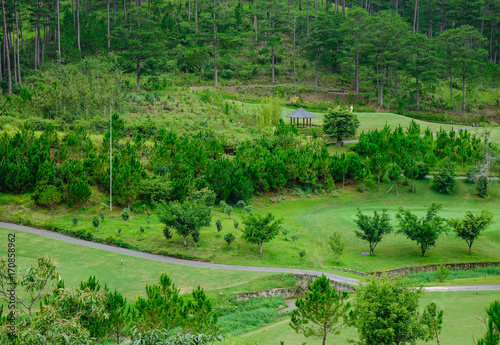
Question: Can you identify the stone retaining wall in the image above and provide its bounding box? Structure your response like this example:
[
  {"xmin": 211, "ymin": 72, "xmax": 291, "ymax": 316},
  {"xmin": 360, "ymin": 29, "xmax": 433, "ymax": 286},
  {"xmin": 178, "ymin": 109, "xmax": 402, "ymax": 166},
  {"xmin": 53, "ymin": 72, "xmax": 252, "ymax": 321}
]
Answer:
[
  {"xmin": 371, "ymin": 262, "xmax": 500, "ymax": 278},
  {"xmin": 235, "ymin": 274, "xmax": 356, "ymax": 301}
]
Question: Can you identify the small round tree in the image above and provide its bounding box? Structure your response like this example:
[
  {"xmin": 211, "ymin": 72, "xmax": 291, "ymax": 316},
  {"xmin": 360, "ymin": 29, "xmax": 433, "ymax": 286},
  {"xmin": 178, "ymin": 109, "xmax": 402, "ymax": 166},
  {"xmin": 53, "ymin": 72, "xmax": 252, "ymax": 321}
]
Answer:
[
  {"xmin": 99, "ymin": 212, "xmax": 105, "ymax": 222},
  {"xmin": 323, "ymin": 108, "xmax": 360, "ymax": 147},
  {"xmin": 242, "ymin": 213, "xmax": 283, "ymax": 256},
  {"xmin": 224, "ymin": 232, "xmax": 236, "ymax": 248},
  {"xmin": 72, "ymin": 217, "xmax": 79, "ymax": 225}
]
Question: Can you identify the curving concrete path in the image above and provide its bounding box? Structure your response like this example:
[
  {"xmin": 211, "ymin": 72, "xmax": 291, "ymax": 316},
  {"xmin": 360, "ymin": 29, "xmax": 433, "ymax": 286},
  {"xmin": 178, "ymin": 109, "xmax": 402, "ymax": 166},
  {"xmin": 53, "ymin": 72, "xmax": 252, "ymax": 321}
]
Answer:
[{"xmin": 2, "ymin": 222, "xmax": 500, "ymax": 292}]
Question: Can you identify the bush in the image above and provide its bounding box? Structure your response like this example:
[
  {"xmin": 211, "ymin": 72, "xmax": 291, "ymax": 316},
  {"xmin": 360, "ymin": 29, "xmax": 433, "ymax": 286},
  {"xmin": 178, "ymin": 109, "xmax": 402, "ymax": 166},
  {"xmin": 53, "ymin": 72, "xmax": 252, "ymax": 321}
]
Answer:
[
  {"xmin": 92, "ymin": 216, "xmax": 99, "ymax": 229},
  {"xmin": 99, "ymin": 212, "xmax": 105, "ymax": 222},
  {"xmin": 117, "ymin": 228, "xmax": 122, "ymax": 236},
  {"xmin": 236, "ymin": 200, "xmax": 246, "ymax": 209},
  {"xmin": 216, "ymin": 220, "xmax": 223, "ymax": 233},
  {"xmin": 72, "ymin": 217, "xmax": 78, "ymax": 225},
  {"xmin": 121, "ymin": 208, "xmax": 130, "ymax": 222},
  {"xmin": 299, "ymin": 249, "xmax": 306, "ymax": 259},
  {"xmin": 163, "ymin": 227, "xmax": 173, "ymax": 240},
  {"xmin": 233, "ymin": 220, "xmax": 239, "ymax": 230}
]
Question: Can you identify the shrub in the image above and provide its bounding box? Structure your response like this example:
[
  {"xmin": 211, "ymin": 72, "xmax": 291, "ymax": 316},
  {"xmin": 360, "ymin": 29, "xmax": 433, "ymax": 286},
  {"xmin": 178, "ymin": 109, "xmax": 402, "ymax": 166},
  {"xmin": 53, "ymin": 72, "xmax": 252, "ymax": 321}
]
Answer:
[
  {"xmin": 216, "ymin": 220, "xmax": 223, "ymax": 233},
  {"xmin": 244, "ymin": 205, "xmax": 253, "ymax": 213},
  {"xmin": 121, "ymin": 208, "xmax": 130, "ymax": 222},
  {"xmin": 163, "ymin": 227, "xmax": 173, "ymax": 240},
  {"xmin": 236, "ymin": 200, "xmax": 246, "ymax": 209},
  {"xmin": 233, "ymin": 220, "xmax": 239, "ymax": 230},
  {"xmin": 299, "ymin": 249, "xmax": 306, "ymax": 259},
  {"xmin": 435, "ymin": 264, "xmax": 450, "ymax": 282},
  {"xmin": 92, "ymin": 216, "xmax": 99, "ymax": 229},
  {"xmin": 99, "ymin": 212, "xmax": 105, "ymax": 222},
  {"xmin": 140, "ymin": 226, "xmax": 145, "ymax": 235},
  {"xmin": 117, "ymin": 228, "xmax": 122, "ymax": 236},
  {"xmin": 72, "ymin": 217, "xmax": 78, "ymax": 225}
]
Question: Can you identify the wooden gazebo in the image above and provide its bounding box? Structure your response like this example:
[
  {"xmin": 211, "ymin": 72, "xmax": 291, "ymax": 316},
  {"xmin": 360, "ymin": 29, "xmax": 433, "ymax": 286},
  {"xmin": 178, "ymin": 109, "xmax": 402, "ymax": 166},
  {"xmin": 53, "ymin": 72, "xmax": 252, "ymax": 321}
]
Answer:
[{"xmin": 286, "ymin": 108, "xmax": 315, "ymax": 128}]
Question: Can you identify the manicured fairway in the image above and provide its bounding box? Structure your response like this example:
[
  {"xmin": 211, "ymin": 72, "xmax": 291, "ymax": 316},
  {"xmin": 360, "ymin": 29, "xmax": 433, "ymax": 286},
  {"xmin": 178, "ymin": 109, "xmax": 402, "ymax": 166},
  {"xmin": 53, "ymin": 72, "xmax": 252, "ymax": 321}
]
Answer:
[
  {"xmin": 281, "ymin": 107, "xmax": 465, "ymax": 133},
  {"xmin": 231, "ymin": 290, "xmax": 498, "ymax": 345},
  {"xmin": 3, "ymin": 179, "xmax": 499, "ymax": 274},
  {"xmin": 0, "ymin": 228, "xmax": 295, "ymax": 301}
]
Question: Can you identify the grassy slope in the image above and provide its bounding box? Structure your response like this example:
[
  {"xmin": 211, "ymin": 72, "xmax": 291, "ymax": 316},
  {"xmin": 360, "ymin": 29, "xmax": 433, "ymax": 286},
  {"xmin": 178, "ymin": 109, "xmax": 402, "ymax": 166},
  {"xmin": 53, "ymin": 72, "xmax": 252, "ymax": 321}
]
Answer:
[
  {"xmin": 0, "ymin": 228, "xmax": 297, "ymax": 301},
  {"xmin": 3, "ymin": 179, "xmax": 499, "ymax": 273},
  {"xmin": 231, "ymin": 290, "xmax": 497, "ymax": 345}
]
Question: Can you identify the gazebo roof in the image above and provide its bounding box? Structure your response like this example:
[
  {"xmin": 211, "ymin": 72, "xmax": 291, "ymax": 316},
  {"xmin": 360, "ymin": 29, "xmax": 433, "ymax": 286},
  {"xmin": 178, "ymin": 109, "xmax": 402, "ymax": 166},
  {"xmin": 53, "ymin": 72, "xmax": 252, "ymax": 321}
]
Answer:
[{"xmin": 285, "ymin": 108, "xmax": 316, "ymax": 119}]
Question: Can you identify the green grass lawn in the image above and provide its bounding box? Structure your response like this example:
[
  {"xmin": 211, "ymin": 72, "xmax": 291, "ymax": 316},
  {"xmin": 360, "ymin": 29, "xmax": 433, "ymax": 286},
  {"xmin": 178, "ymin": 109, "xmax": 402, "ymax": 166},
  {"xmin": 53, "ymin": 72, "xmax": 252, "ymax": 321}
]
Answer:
[
  {"xmin": 231, "ymin": 290, "xmax": 498, "ymax": 345},
  {"xmin": 3, "ymin": 179, "xmax": 499, "ymax": 274},
  {"xmin": 0, "ymin": 228, "xmax": 297, "ymax": 301}
]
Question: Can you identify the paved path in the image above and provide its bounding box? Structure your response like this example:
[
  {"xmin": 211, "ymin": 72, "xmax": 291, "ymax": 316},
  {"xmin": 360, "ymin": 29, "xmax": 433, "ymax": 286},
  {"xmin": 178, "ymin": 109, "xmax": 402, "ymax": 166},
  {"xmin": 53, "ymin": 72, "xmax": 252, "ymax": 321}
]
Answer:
[
  {"xmin": 0, "ymin": 222, "xmax": 359, "ymax": 286},
  {"xmin": 2, "ymin": 222, "xmax": 499, "ymax": 292}
]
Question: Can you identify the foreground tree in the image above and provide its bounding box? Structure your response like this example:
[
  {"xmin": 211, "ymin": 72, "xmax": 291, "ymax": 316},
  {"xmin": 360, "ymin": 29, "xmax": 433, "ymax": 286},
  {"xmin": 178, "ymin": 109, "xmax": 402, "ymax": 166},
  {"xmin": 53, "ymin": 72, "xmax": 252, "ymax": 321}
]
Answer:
[
  {"xmin": 241, "ymin": 212, "xmax": 283, "ymax": 255},
  {"xmin": 0, "ymin": 257, "xmax": 59, "ymax": 325},
  {"xmin": 396, "ymin": 203, "xmax": 449, "ymax": 257},
  {"xmin": 323, "ymin": 109, "xmax": 360, "ymax": 147},
  {"xmin": 477, "ymin": 300, "xmax": 500, "ymax": 345},
  {"xmin": 354, "ymin": 209, "xmax": 393, "ymax": 255},
  {"xmin": 422, "ymin": 302, "xmax": 444, "ymax": 345},
  {"xmin": 450, "ymin": 210, "xmax": 494, "ymax": 254},
  {"xmin": 290, "ymin": 275, "xmax": 349, "ymax": 345},
  {"xmin": 350, "ymin": 276, "xmax": 428, "ymax": 345}
]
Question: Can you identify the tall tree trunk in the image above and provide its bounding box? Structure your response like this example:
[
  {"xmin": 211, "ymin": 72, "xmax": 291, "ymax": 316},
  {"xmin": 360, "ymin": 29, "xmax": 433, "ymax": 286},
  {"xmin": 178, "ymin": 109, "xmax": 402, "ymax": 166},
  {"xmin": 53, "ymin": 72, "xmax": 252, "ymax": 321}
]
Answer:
[
  {"xmin": 288, "ymin": 0, "xmax": 290, "ymax": 20},
  {"xmin": 77, "ymin": 0, "xmax": 81, "ymax": 51},
  {"xmin": 355, "ymin": 50, "xmax": 359, "ymax": 94},
  {"xmin": 57, "ymin": 0, "xmax": 61, "ymax": 63},
  {"xmin": 136, "ymin": 61, "xmax": 141, "ymax": 91},
  {"xmin": 314, "ymin": 48, "xmax": 318, "ymax": 91},
  {"xmin": 259, "ymin": 243, "xmax": 263, "ymax": 255},
  {"xmin": 449, "ymin": 63, "xmax": 453, "ymax": 104},
  {"xmin": 114, "ymin": 0, "xmax": 116, "ymax": 23},
  {"xmin": 413, "ymin": 0, "xmax": 418, "ymax": 34},
  {"xmin": 272, "ymin": 47, "xmax": 275, "ymax": 83},
  {"xmin": 490, "ymin": 21, "xmax": 494, "ymax": 60},
  {"xmin": 307, "ymin": 0, "xmax": 309, "ymax": 34},
  {"xmin": 85, "ymin": 0, "xmax": 88, "ymax": 14},
  {"xmin": 293, "ymin": 12, "xmax": 296, "ymax": 91},
  {"xmin": 396, "ymin": 0, "xmax": 398, "ymax": 13},
  {"xmin": 342, "ymin": 0, "xmax": 345, "ymax": 17},
  {"xmin": 13, "ymin": 19, "xmax": 17, "ymax": 83},
  {"xmin": 394, "ymin": 66, "xmax": 398, "ymax": 96},
  {"xmin": 254, "ymin": 0, "xmax": 257, "ymax": 40},
  {"xmin": 188, "ymin": 1, "xmax": 191, "ymax": 21},
  {"xmin": 416, "ymin": 76, "xmax": 419, "ymax": 108},
  {"xmin": 123, "ymin": 0, "xmax": 126, "ymax": 19},
  {"xmin": 15, "ymin": 3, "xmax": 21, "ymax": 83},
  {"xmin": 335, "ymin": 0, "xmax": 338, "ymax": 13},
  {"xmin": 72, "ymin": 0, "xmax": 76, "ymax": 27},
  {"xmin": 462, "ymin": 74, "xmax": 466, "ymax": 112},
  {"xmin": 195, "ymin": 1, "xmax": 198, "ymax": 31},
  {"xmin": 213, "ymin": 6, "xmax": 218, "ymax": 87},
  {"xmin": 107, "ymin": 0, "xmax": 111, "ymax": 49},
  {"xmin": 1, "ymin": 0, "xmax": 11, "ymax": 95}
]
